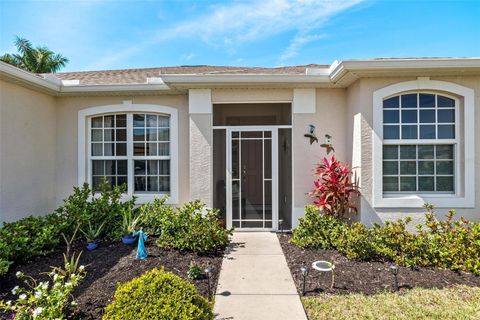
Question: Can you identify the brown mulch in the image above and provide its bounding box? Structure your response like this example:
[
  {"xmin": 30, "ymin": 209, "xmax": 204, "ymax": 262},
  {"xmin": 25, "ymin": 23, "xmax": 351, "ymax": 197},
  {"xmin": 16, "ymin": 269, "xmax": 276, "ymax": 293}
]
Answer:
[
  {"xmin": 278, "ymin": 233, "xmax": 480, "ymax": 296},
  {"xmin": 0, "ymin": 238, "xmax": 223, "ymax": 319}
]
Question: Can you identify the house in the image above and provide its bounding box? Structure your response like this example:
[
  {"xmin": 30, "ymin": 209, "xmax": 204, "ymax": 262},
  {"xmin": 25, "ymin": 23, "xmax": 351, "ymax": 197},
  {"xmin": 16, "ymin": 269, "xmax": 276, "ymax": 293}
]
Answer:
[{"xmin": 1, "ymin": 58, "xmax": 479, "ymax": 229}]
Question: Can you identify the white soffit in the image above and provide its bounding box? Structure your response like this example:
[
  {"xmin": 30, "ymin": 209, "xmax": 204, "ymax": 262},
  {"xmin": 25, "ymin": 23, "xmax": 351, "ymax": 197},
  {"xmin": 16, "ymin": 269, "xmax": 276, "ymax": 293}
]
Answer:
[
  {"xmin": 293, "ymin": 88, "xmax": 316, "ymax": 114},
  {"xmin": 189, "ymin": 89, "xmax": 212, "ymax": 113}
]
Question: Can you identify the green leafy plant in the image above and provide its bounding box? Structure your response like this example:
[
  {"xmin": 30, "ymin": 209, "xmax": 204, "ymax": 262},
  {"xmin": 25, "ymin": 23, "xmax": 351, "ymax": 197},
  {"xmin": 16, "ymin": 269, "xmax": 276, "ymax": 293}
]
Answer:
[
  {"xmin": 0, "ymin": 181, "xmax": 136, "ymax": 277},
  {"xmin": 121, "ymin": 206, "xmax": 142, "ymax": 236},
  {"xmin": 155, "ymin": 200, "xmax": 232, "ymax": 254},
  {"xmin": 103, "ymin": 268, "xmax": 213, "ymax": 320},
  {"xmin": 291, "ymin": 204, "xmax": 480, "ymax": 274},
  {"xmin": 0, "ymin": 213, "xmax": 63, "ymax": 276},
  {"xmin": 291, "ymin": 205, "xmax": 347, "ymax": 249},
  {"xmin": 55, "ymin": 180, "xmax": 136, "ymax": 239},
  {"xmin": 335, "ymin": 223, "xmax": 376, "ymax": 260},
  {"xmin": 187, "ymin": 261, "xmax": 205, "ymax": 280},
  {"xmin": 0, "ymin": 258, "xmax": 10, "ymax": 276},
  {"xmin": 138, "ymin": 196, "xmax": 174, "ymax": 235},
  {"xmin": 309, "ymin": 155, "xmax": 360, "ymax": 218},
  {"xmin": 80, "ymin": 221, "xmax": 105, "ymax": 243},
  {"xmin": 0, "ymin": 261, "xmax": 86, "ymax": 319},
  {"xmin": 52, "ymin": 251, "xmax": 83, "ymax": 280}
]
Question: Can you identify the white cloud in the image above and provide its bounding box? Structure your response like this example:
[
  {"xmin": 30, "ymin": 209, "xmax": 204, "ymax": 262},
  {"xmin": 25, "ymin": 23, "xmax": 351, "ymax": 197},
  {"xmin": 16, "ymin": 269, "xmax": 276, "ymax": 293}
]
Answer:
[
  {"xmin": 278, "ymin": 33, "xmax": 326, "ymax": 64},
  {"xmin": 88, "ymin": 0, "xmax": 365, "ymax": 69},
  {"xmin": 180, "ymin": 52, "xmax": 196, "ymax": 62}
]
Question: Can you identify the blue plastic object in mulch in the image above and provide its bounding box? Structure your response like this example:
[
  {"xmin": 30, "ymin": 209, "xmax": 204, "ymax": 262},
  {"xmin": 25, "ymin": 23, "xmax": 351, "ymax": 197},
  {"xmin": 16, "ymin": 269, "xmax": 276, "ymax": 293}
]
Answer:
[{"xmin": 133, "ymin": 229, "xmax": 148, "ymax": 260}]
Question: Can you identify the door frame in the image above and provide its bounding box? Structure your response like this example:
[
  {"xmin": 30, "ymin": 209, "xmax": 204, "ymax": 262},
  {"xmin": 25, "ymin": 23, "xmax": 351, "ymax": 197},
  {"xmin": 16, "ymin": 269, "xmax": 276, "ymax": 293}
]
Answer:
[{"xmin": 225, "ymin": 126, "xmax": 280, "ymax": 231}]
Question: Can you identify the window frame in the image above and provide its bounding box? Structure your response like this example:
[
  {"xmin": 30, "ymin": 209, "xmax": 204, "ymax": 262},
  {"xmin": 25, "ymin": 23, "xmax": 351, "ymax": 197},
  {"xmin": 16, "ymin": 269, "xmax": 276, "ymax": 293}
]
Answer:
[
  {"xmin": 372, "ymin": 79, "xmax": 475, "ymax": 208},
  {"xmin": 382, "ymin": 92, "xmax": 459, "ymax": 195},
  {"xmin": 78, "ymin": 102, "xmax": 179, "ymax": 204}
]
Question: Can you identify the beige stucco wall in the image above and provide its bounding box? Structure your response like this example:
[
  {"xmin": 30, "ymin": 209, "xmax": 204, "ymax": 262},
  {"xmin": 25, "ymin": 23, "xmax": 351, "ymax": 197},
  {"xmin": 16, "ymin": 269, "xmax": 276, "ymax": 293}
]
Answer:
[
  {"xmin": 292, "ymin": 88, "xmax": 348, "ymax": 225},
  {"xmin": 0, "ymin": 80, "xmax": 57, "ymax": 222},
  {"xmin": 189, "ymin": 113, "xmax": 212, "ymax": 205},
  {"xmin": 349, "ymin": 76, "xmax": 480, "ymax": 226},
  {"xmin": 2, "ymin": 75, "xmax": 479, "ymax": 227},
  {"xmin": 55, "ymin": 94, "xmax": 190, "ymax": 206}
]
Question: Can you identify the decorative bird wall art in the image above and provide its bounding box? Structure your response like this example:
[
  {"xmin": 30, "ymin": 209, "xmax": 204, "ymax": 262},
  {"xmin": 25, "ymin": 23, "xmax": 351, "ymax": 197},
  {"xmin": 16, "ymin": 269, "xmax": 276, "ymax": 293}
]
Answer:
[
  {"xmin": 304, "ymin": 124, "xmax": 318, "ymax": 144},
  {"xmin": 304, "ymin": 125, "xmax": 335, "ymax": 155},
  {"xmin": 320, "ymin": 134, "xmax": 335, "ymax": 154}
]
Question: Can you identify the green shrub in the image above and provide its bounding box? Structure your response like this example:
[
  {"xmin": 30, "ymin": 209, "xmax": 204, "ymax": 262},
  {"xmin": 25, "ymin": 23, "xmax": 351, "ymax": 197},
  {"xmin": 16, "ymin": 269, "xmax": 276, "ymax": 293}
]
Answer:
[
  {"xmin": 0, "ymin": 181, "xmax": 136, "ymax": 277},
  {"xmin": 291, "ymin": 205, "xmax": 480, "ymax": 274},
  {"xmin": 103, "ymin": 268, "xmax": 213, "ymax": 320},
  {"xmin": 291, "ymin": 205, "xmax": 347, "ymax": 249},
  {"xmin": 0, "ymin": 213, "xmax": 63, "ymax": 277},
  {"xmin": 0, "ymin": 258, "xmax": 10, "ymax": 276},
  {"xmin": 55, "ymin": 180, "xmax": 136, "ymax": 239},
  {"xmin": 419, "ymin": 206, "xmax": 480, "ymax": 274},
  {"xmin": 336, "ymin": 223, "xmax": 376, "ymax": 260},
  {"xmin": 138, "ymin": 196, "xmax": 174, "ymax": 235},
  {"xmin": 155, "ymin": 200, "xmax": 232, "ymax": 254}
]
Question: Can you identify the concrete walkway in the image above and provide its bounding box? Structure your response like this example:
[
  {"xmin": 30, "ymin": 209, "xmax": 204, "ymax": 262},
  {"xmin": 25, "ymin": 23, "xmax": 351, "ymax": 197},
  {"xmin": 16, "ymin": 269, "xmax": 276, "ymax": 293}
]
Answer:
[{"xmin": 214, "ymin": 232, "xmax": 307, "ymax": 320}]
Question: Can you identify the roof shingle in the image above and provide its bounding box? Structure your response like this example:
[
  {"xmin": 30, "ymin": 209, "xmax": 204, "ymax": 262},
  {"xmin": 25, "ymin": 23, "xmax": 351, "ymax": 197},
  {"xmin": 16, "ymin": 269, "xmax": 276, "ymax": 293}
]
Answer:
[{"xmin": 52, "ymin": 64, "xmax": 327, "ymax": 85}]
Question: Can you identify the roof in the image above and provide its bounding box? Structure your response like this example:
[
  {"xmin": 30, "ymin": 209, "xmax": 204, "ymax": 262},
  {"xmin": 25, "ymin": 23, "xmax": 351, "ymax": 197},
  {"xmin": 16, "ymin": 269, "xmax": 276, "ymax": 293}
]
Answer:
[
  {"xmin": 52, "ymin": 64, "xmax": 328, "ymax": 85},
  {"xmin": 1, "ymin": 58, "xmax": 479, "ymax": 95}
]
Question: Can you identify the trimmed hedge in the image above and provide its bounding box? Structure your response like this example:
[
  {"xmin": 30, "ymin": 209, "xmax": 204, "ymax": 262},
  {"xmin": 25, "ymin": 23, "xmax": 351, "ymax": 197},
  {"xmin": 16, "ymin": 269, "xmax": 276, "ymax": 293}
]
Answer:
[
  {"xmin": 103, "ymin": 268, "xmax": 213, "ymax": 320},
  {"xmin": 292, "ymin": 205, "xmax": 480, "ymax": 275}
]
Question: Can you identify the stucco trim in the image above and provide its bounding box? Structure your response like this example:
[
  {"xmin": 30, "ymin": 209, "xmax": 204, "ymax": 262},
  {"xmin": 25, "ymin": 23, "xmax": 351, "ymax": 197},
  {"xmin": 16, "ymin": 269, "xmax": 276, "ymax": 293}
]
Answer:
[
  {"xmin": 293, "ymin": 88, "xmax": 316, "ymax": 113},
  {"xmin": 372, "ymin": 79, "xmax": 475, "ymax": 208},
  {"xmin": 78, "ymin": 103, "xmax": 179, "ymax": 204},
  {"xmin": 188, "ymin": 89, "xmax": 212, "ymax": 113}
]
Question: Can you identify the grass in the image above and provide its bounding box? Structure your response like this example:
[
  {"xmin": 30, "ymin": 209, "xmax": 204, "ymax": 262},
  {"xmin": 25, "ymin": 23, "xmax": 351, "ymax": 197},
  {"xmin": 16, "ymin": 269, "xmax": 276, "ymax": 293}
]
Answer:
[{"xmin": 302, "ymin": 286, "xmax": 480, "ymax": 320}]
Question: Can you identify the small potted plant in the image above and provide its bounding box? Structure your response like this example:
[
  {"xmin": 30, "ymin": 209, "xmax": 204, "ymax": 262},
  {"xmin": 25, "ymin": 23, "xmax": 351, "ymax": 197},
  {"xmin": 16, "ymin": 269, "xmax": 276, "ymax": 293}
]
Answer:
[
  {"xmin": 121, "ymin": 206, "xmax": 141, "ymax": 245},
  {"xmin": 80, "ymin": 221, "xmax": 105, "ymax": 251}
]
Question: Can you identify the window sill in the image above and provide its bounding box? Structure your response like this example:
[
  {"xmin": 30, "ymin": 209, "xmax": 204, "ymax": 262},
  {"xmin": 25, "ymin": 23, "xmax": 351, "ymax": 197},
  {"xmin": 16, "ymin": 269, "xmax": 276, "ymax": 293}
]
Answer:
[{"xmin": 373, "ymin": 194, "xmax": 474, "ymax": 209}]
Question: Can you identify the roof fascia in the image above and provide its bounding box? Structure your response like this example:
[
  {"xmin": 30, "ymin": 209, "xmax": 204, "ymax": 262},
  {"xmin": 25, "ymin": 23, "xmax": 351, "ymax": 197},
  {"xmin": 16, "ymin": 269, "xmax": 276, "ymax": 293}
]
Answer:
[
  {"xmin": 60, "ymin": 83, "xmax": 171, "ymax": 93},
  {"xmin": 0, "ymin": 61, "xmax": 60, "ymax": 93},
  {"xmin": 160, "ymin": 74, "xmax": 331, "ymax": 84}
]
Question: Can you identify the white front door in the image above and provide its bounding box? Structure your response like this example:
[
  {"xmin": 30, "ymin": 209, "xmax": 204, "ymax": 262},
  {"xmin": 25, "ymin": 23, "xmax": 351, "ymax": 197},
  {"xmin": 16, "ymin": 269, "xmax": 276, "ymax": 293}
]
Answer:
[{"xmin": 226, "ymin": 127, "xmax": 278, "ymax": 230}]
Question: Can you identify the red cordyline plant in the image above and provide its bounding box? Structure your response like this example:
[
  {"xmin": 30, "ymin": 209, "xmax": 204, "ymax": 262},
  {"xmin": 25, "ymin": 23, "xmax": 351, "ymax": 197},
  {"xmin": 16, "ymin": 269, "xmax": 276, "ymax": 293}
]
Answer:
[{"xmin": 309, "ymin": 155, "xmax": 360, "ymax": 217}]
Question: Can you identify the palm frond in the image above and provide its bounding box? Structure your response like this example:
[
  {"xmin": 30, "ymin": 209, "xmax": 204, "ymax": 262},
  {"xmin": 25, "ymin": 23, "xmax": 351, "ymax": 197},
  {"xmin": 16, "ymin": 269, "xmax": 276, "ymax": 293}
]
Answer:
[
  {"xmin": 0, "ymin": 53, "xmax": 21, "ymax": 67},
  {"xmin": 1, "ymin": 36, "xmax": 69, "ymax": 73}
]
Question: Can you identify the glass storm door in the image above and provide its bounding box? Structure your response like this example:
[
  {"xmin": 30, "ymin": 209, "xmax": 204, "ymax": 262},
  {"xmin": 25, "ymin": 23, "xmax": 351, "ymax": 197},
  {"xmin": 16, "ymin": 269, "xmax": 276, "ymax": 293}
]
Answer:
[{"xmin": 226, "ymin": 128, "xmax": 277, "ymax": 230}]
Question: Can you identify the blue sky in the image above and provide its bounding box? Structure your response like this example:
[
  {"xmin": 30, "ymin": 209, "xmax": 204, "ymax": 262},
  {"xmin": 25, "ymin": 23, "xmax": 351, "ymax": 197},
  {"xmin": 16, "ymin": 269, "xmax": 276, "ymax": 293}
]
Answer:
[{"xmin": 1, "ymin": 0, "xmax": 479, "ymax": 72}]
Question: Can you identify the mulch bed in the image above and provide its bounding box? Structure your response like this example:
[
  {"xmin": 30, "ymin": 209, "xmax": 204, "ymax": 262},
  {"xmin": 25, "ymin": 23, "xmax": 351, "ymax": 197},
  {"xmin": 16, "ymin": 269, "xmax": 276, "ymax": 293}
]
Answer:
[
  {"xmin": 0, "ymin": 237, "xmax": 223, "ymax": 319},
  {"xmin": 278, "ymin": 233, "xmax": 480, "ymax": 296}
]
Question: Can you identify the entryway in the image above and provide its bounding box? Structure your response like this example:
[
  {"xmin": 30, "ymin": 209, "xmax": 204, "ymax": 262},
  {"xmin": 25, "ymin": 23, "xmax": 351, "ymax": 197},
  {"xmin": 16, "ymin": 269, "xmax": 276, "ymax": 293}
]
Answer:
[
  {"xmin": 227, "ymin": 128, "xmax": 277, "ymax": 230},
  {"xmin": 212, "ymin": 103, "xmax": 293, "ymax": 231}
]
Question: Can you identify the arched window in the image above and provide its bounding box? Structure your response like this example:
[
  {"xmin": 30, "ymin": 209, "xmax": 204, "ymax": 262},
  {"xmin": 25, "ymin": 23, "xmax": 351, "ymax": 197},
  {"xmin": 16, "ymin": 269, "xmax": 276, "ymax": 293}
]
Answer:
[
  {"xmin": 372, "ymin": 79, "xmax": 475, "ymax": 208},
  {"xmin": 78, "ymin": 103, "xmax": 178, "ymax": 204},
  {"xmin": 382, "ymin": 93, "xmax": 457, "ymax": 193}
]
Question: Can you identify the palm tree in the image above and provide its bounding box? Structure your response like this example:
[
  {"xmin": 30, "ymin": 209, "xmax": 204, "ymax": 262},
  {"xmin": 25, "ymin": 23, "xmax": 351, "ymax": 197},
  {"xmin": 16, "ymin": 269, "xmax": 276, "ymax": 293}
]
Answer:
[{"xmin": 0, "ymin": 36, "xmax": 68, "ymax": 73}]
